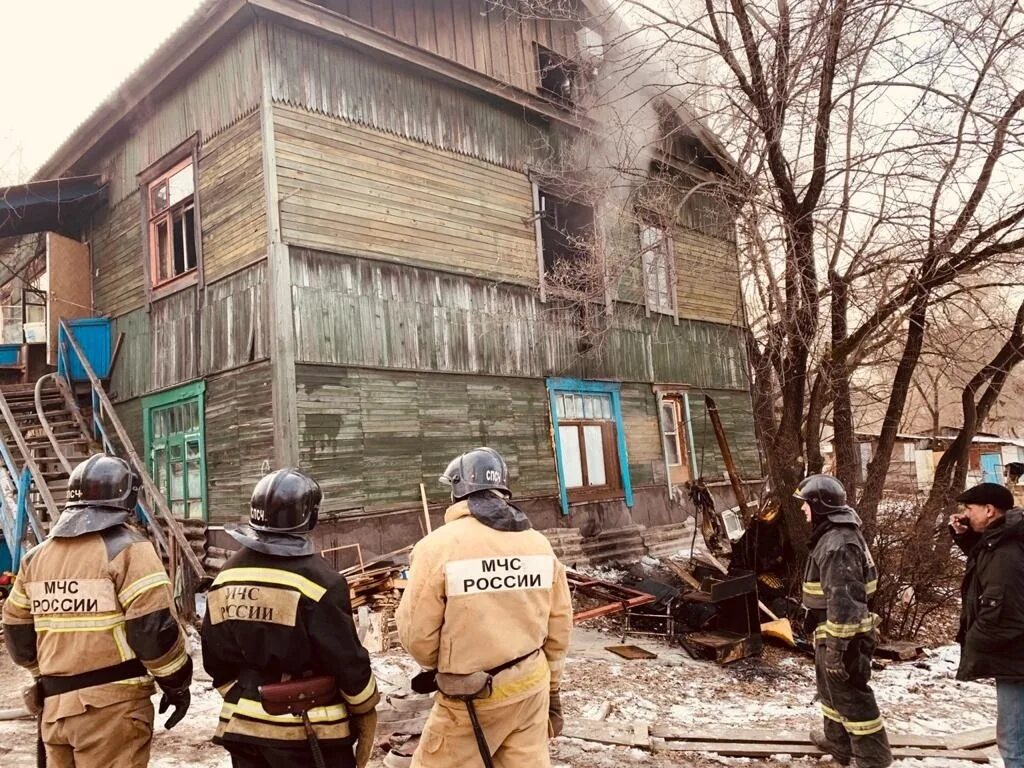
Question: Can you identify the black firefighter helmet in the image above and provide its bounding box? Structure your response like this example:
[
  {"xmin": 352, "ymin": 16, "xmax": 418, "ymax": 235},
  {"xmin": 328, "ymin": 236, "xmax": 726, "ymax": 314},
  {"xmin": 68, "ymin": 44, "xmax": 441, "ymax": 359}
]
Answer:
[
  {"xmin": 51, "ymin": 454, "xmax": 141, "ymax": 538},
  {"xmin": 227, "ymin": 468, "xmax": 322, "ymax": 557},
  {"xmin": 440, "ymin": 447, "xmax": 510, "ymax": 501},
  {"xmin": 793, "ymin": 474, "xmax": 848, "ymax": 519}
]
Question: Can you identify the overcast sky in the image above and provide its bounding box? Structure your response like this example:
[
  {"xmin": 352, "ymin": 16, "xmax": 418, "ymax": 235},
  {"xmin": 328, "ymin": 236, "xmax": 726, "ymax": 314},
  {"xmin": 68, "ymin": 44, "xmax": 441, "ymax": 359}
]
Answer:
[{"xmin": 1, "ymin": 0, "xmax": 205, "ymax": 184}]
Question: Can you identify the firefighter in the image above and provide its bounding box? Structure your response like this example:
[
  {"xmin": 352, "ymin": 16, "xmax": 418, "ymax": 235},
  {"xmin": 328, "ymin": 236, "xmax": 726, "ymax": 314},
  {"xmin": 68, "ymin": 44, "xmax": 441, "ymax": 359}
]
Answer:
[
  {"xmin": 2, "ymin": 454, "xmax": 192, "ymax": 767},
  {"xmin": 201, "ymin": 468, "xmax": 379, "ymax": 768},
  {"xmin": 796, "ymin": 474, "xmax": 892, "ymax": 768},
  {"xmin": 395, "ymin": 447, "xmax": 573, "ymax": 768}
]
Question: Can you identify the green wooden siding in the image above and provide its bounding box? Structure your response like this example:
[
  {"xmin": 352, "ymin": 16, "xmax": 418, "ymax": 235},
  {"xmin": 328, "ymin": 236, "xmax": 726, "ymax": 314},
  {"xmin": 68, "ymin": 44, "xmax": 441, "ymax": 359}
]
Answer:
[
  {"xmin": 684, "ymin": 389, "xmax": 762, "ymax": 480},
  {"xmin": 205, "ymin": 362, "xmax": 275, "ymax": 524},
  {"xmin": 293, "ymin": 365, "xmax": 727, "ymax": 515},
  {"xmin": 296, "ymin": 365, "xmax": 558, "ymax": 515}
]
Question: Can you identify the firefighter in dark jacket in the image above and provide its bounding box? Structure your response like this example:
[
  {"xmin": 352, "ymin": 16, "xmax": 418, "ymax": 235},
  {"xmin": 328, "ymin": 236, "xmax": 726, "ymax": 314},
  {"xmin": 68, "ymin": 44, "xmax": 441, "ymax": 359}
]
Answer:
[
  {"xmin": 950, "ymin": 483, "xmax": 1024, "ymax": 768},
  {"xmin": 2, "ymin": 454, "xmax": 192, "ymax": 767},
  {"xmin": 796, "ymin": 474, "xmax": 892, "ymax": 768},
  {"xmin": 201, "ymin": 469, "xmax": 379, "ymax": 768}
]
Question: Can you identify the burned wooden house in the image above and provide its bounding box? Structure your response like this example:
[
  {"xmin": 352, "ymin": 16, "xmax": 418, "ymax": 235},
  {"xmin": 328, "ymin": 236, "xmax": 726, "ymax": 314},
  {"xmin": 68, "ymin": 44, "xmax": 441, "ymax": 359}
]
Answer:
[{"xmin": 0, "ymin": 0, "xmax": 759, "ymax": 574}]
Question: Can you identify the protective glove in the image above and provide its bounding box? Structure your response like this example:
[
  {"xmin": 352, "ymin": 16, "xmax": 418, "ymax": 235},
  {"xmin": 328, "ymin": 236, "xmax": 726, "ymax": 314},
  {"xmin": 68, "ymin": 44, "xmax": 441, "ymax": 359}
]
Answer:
[
  {"xmin": 350, "ymin": 709, "xmax": 378, "ymax": 768},
  {"xmin": 548, "ymin": 689, "xmax": 564, "ymax": 738},
  {"xmin": 22, "ymin": 682, "xmax": 42, "ymax": 717},
  {"xmin": 824, "ymin": 645, "xmax": 849, "ymax": 684},
  {"xmin": 158, "ymin": 686, "xmax": 191, "ymax": 730}
]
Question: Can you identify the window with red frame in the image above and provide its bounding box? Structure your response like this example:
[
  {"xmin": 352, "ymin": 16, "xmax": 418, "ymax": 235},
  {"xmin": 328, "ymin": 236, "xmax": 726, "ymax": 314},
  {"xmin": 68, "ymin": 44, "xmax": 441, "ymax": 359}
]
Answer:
[{"xmin": 148, "ymin": 160, "xmax": 197, "ymax": 285}]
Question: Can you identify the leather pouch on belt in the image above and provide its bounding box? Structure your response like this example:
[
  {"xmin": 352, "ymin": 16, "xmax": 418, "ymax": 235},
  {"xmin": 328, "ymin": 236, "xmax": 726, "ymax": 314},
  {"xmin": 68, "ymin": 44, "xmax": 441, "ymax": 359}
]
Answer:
[
  {"xmin": 258, "ymin": 676, "xmax": 337, "ymax": 716},
  {"xmin": 436, "ymin": 671, "xmax": 492, "ymax": 701}
]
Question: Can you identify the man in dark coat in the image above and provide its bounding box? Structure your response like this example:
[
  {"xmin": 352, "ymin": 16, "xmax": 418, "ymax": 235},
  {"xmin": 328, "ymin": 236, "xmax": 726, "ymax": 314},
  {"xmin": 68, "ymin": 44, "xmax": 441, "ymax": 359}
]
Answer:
[{"xmin": 951, "ymin": 483, "xmax": 1024, "ymax": 768}]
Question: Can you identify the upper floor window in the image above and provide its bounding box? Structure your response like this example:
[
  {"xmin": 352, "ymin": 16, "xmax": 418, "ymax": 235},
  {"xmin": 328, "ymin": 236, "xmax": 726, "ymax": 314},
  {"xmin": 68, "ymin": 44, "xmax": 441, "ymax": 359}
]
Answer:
[
  {"xmin": 536, "ymin": 45, "xmax": 579, "ymax": 106},
  {"xmin": 538, "ymin": 189, "xmax": 594, "ymax": 292},
  {"xmin": 148, "ymin": 159, "xmax": 197, "ymax": 285},
  {"xmin": 640, "ymin": 224, "xmax": 675, "ymax": 315}
]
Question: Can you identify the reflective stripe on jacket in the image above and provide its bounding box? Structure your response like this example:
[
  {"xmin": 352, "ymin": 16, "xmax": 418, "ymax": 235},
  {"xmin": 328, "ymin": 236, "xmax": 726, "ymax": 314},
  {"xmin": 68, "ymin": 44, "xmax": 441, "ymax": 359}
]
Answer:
[
  {"xmin": 1, "ymin": 525, "xmax": 190, "ymax": 720},
  {"xmin": 201, "ymin": 548, "xmax": 379, "ymax": 747},
  {"xmin": 395, "ymin": 501, "xmax": 573, "ymax": 701},
  {"xmin": 802, "ymin": 515, "xmax": 879, "ymax": 648}
]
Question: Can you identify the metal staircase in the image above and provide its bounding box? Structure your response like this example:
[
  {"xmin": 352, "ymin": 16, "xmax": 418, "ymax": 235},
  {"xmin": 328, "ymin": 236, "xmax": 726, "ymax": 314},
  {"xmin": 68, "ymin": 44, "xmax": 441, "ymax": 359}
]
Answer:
[{"xmin": 0, "ymin": 320, "xmax": 205, "ymax": 612}]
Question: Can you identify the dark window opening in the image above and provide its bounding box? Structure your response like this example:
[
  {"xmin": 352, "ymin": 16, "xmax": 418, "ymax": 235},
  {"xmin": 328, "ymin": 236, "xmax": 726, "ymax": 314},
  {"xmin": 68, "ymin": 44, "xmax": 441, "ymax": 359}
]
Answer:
[
  {"xmin": 539, "ymin": 189, "xmax": 594, "ymax": 290},
  {"xmin": 536, "ymin": 45, "xmax": 579, "ymax": 105},
  {"xmin": 148, "ymin": 160, "xmax": 197, "ymax": 286}
]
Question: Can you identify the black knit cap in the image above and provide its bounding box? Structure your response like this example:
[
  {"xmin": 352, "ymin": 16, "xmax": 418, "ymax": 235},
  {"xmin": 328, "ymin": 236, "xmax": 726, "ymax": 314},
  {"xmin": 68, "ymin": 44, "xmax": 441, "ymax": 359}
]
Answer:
[{"xmin": 956, "ymin": 483, "xmax": 1014, "ymax": 511}]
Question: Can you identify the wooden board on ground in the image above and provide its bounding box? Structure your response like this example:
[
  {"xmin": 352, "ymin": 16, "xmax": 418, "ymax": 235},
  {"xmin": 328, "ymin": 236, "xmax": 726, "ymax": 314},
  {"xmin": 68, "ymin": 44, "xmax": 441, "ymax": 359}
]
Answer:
[
  {"xmin": 955, "ymin": 727, "xmax": 999, "ymax": 750},
  {"xmin": 656, "ymin": 740, "xmax": 989, "ymax": 762},
  {"xmin": 649, "ymin": 724, "xmax": 989, "ymax": 750},
  {"xmin": 605, "ymin": 645, "xmax": 658, "ymax": 660},
  {"xmin": 561, "ymin": 721, "xmax": 651, "ymax": 748},
  {"xmin": 565, "ymin": 720, "xmax": 995, "ymax": 758}
]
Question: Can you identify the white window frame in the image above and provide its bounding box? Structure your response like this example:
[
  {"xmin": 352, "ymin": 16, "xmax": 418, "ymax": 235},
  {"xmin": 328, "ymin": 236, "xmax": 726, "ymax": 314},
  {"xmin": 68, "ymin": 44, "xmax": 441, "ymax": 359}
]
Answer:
[
  {"xmin": 660, "ymin": 398, "xmax": 684, "ymax": 467},
  {"xmin": 639, "ymin": 223, "xmax": 677, "ymax": 318}
]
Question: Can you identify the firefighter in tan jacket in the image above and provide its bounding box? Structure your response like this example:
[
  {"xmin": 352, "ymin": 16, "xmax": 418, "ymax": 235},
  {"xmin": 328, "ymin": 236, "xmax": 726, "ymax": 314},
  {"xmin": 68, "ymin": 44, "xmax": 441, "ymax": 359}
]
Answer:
[
  {"xmin": 396, "ymin": 447, "xmax": 573, "ymax": 768},
  {"xmin": 2, "ymin": 455, "xmax": 192, "ymax": 768}
]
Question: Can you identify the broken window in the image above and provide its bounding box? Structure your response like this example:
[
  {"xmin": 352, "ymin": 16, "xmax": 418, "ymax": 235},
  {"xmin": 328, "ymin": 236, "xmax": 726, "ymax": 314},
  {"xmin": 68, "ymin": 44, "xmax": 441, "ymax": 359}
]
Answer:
[
  {"xmin": 640, "ymin": 224, "xmax": 674, "ymax": 316},
  {"xmin": 536, "ymin": 45, "xmax": 579, "ymax": 105},
  {"xmin": 538, "ymin": 189, "xmax": 595, "ymax": 290},
  {"xmin": 148, "ymin": 159, "xmax": 197, "ymax": 286},
  {"xmin": 661, "ymin": 399, "xmax": 683, "ymax": 467}
]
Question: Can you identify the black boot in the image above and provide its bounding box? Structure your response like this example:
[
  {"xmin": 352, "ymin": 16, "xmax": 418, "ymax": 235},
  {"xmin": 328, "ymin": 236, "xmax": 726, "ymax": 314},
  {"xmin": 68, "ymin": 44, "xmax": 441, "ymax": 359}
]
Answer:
[{"xmin": 810, "ymin": 729, "xmax": 852, "ymax": 766}]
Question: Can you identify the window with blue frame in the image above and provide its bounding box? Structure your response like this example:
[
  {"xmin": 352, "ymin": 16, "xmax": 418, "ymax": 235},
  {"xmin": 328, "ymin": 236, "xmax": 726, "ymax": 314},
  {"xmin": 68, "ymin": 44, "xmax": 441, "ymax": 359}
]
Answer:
[
  {"xmin": 142, "ymin": 382, "xmax": 207, "ymax": 521},
  {"xmin": 547, "ymin": 378, "xmax": 633, "ymax": 515}
]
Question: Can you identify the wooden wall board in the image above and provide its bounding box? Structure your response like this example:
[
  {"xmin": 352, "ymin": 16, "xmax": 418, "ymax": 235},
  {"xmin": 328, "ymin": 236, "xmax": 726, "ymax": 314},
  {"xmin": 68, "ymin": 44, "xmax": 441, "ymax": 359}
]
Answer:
[
  {"xmin": 274, "ymin": 108, "xmax": 538, "ymax": 285},
  {"xmin": 205, "ymin": 361, "xmax": 275, "ymax": 523}
]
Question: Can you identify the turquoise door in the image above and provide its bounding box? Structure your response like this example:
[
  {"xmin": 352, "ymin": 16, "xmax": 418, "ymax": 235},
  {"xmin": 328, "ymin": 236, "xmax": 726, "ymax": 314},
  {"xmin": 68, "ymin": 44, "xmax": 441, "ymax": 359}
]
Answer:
[{"xmin": 981, "ymin": 453, "xmax": 1002, "ymax": 484}]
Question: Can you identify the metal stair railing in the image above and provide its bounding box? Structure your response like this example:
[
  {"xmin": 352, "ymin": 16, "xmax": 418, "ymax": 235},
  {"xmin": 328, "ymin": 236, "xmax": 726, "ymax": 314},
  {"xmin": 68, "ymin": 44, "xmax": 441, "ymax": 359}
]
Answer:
[
  {"xmin": 0, "ymin": 388, "xmax": 62, "ymax": 524},
  {"xmin": 0, "ymin": 397, "xmax": 50, "ymax": 571},
  {"xmin": 58, "ymin": 319, "xmax": 206, "ymax": 581},
  {"xmin": 35, "ymin": 372, "xmax": 75, "ymax": 475}
]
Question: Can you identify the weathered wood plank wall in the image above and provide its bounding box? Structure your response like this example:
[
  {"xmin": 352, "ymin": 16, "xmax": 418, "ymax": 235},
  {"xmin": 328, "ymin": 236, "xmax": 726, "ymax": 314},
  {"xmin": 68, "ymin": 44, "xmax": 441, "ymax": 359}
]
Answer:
[
  {"xmin": 293, "ymin": 363, "xmax": 757, "ymax": 516},
  {"xmin": 686, "ymin": 389, "xmax": 762, "ymax": 480},
  {"xmin": 197, "ymin": 113, "xmax": 268, "ymax": 283},
  {"xmin": 87, "ymin": 29, "xmax": 261, "ymax": 206},
  {"xmin": 109, "ymin": 261, "xmax": 269, "ymax": 400},
  {"xmin": 675, "ymin": 229, "xmax": 743, "ymax": 326},
  {"xmin": 274, "ymin": 107, "xmax": 539, "ymax": 284},
  {"xmin": 90, "ymin": 109, "xmax": 266, "ymax": 322},
  {"xmin": 206, "ymin": 361, "xmax": 275, "ymax": 522},
  {"xmin": 315, "ymin": 0, "xmax": 580, "ymax": 94},
  {"xmin": 267, "ymin": 25, "xmax": 560, "ymax": 172},
  {"xmin": 290, "ymin": 249, "xmax": 749, "ymax": 389},
  {"xmin": 90, "ymin": 196, "xmax": 144, "ymax": 319},
  {"xmin": 295, "ymin": 364, "xmax": 558, "ymax": 514}
]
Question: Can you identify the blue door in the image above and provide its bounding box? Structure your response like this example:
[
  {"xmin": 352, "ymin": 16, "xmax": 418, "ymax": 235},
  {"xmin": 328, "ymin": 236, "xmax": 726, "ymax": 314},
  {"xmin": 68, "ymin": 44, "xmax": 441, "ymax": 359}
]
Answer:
[{"xmin": 981, "ymin": 453, "xmax": 1002, "ymax": 484}]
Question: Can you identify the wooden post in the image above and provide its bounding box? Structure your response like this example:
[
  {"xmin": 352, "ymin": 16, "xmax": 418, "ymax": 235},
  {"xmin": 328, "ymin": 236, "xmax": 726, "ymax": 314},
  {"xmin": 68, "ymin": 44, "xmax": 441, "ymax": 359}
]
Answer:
[
  {"xmin": 704, "ymin": 395, "xmax": 751, "ymax": 521},
  {"xmin": 420, "ymin": 483, "xmax": 432, "ymax": 535}
]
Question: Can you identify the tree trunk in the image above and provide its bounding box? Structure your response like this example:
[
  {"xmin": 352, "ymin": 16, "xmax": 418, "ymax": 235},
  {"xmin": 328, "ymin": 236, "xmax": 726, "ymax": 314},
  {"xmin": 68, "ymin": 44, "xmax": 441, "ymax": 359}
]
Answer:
[
  {"xmin": 923, "ymin": 300, "xmax": 1024, "ymax": 525},
  {"xmin": 859, "ymin": 296, "xmax": 929, "ymax": 536},
  {"xmin": 830, "ymin": 276, "xmax": 860, "ymax": 500}
]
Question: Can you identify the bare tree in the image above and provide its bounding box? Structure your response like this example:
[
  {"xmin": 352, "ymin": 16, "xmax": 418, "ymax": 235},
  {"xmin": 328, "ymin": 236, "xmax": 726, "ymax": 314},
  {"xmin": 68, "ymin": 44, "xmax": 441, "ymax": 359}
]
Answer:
[{"xmin": 496, "ymin": 0, "xmax": 1024, "ymax": 568}]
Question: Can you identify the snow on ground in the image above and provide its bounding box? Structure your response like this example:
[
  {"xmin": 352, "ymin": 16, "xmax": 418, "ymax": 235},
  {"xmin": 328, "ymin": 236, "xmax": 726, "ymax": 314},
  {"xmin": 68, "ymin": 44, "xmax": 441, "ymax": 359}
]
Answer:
[{"xmin": 0, "ymin": 625, "xmax": 999, "ymax": 767}]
